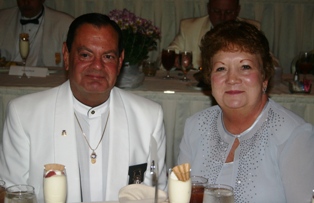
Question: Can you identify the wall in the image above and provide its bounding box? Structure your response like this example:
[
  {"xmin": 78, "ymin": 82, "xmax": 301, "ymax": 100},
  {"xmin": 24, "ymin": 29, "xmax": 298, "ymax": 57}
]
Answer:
[{"xmin": 1, "ymin": 0, "xmax": 313, "ymax": 73}]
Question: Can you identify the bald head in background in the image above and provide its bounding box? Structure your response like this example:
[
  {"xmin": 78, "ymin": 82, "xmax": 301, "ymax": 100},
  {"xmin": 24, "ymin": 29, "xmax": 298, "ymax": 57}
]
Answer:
[{"xmin": 207, "ymin": 0, "xmax": 241, "ymax": 27}]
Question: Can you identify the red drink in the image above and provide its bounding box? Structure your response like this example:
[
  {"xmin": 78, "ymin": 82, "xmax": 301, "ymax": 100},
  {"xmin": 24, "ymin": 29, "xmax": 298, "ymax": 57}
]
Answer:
[
  {"xmin": 298, "ymin": 62, "xmax": 312, "ymax": 74},
  {"xmin": 161, "ymin": 49, "xmax": 176, "ymax": 79},
  {"xmin": 161, "ymin": 49, "xmax": 176, "ymax": 71},
  {"xmin": 0, "ymin": 185, "xmax": 5, "ymax": 203},
  {"xmin": 190, "ymin": 185, "xmax": 205, "ymax": 203}
]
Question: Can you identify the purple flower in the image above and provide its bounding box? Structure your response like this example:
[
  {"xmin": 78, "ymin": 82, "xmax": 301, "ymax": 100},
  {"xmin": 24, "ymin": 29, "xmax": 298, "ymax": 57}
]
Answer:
[{"xmin": 108, "ymin": 9, "xmax": 161, "ymax": 65}]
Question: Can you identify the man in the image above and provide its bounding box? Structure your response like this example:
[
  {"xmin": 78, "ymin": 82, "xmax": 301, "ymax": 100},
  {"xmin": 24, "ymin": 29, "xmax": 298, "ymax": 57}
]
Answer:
[
  {"xmin": 168, "ymin": 0, "xmax": 260, "ymax": 69},
  {"xmin": 0, "ymin": 13, "xmax": 167, "ymax": 202},
  {"xmin": 0, "ymin": 0, "xmax": 74, "ymax": 67}
]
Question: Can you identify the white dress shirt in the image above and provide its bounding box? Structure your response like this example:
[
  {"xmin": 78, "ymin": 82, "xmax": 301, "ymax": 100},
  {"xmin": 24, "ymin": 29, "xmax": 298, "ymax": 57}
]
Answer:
[{"xmin": 73, "ymin": 97, "xmax": 110, "ymax": 202}]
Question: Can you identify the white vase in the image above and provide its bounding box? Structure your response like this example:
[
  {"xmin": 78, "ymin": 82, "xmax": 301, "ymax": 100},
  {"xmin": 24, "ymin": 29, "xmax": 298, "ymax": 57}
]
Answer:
[{"xmin": 115, "ymin": 62, "xmax": 145, "ymax": 88}]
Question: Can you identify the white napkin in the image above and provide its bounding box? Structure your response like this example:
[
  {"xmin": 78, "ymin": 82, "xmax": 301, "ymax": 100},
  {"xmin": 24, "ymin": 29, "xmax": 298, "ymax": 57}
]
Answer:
[{"xmin": 118, "ymin": 184, "xmax": 168, "ymax": 203}]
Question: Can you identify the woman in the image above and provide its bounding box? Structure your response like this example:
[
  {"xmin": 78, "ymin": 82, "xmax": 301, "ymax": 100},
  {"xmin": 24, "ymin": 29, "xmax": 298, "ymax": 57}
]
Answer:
[{"xmin": 177, "ymin": 21, "xmax": 314, "ymax": 202}]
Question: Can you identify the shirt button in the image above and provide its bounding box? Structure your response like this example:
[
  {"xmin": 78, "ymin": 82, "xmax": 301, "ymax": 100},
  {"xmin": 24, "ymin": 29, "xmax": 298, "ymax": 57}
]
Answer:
[{"xmin": 91, "ymin": 110, "xmax": 95, "ymax": 114}]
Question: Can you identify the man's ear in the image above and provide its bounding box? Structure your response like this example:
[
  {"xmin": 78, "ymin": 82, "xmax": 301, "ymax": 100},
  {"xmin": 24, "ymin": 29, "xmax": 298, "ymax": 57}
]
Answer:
[
  {"xmin": 117, "ymin": 50, "xmax": 125, "ymax": 74},
  {"xmin": 62, "ymin": 42, "xmax": 69, "ymax": 71}
]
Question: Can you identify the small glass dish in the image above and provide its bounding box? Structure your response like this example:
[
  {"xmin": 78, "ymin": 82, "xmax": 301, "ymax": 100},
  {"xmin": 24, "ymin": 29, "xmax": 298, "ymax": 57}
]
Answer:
[
  {"xmin": 142, "ymin": 60, "xmax": 158, "ymax": 77},
  {"xmin": 288, "ymin": 81, "xmax": 312, "ymax": 94}
]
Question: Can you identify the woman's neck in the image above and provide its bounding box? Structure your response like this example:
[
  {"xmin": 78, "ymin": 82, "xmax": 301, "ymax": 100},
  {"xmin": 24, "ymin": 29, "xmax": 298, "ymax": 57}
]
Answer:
[{"xmin": 222, "ymin": 95, "xmax": 268, "ymax": 135}]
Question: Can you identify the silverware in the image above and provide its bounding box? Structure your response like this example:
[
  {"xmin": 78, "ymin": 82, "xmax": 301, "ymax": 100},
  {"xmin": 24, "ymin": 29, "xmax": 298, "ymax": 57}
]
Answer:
[{"xmin": 150, "ymin": 160, "xmax": 158, "ymax": 203}]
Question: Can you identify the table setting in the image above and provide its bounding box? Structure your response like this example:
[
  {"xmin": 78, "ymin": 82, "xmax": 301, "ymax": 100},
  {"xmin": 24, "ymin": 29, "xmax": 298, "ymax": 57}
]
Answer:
[{"xmin": 0, "ymin": 162, "xmax": 236, "ymax": 203}]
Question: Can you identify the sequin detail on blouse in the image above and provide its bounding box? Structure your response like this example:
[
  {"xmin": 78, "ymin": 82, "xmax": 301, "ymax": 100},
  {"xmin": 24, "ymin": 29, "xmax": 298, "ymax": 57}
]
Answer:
[{"xmin": 199, "ymin": 107, "xmax": 284, "ymax": 203}]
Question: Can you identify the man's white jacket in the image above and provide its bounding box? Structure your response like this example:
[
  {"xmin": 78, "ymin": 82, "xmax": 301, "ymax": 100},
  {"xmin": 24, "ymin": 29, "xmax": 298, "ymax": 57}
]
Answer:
[{"xmin": 0, "ymin": 81, "xmax": 167, "ymax": 202}]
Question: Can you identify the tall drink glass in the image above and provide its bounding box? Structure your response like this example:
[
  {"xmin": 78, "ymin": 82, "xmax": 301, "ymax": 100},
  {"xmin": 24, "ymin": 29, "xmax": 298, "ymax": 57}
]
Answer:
[
  {"xmin": 161, "ymin": 49, "xmax": 176, "ymax": 79},
  {"xmin": 19, "ymin": 33, "xmax": 29, "ymax": 67},
  {"xmin": 43, "ymin": 163, "xmax": 67, "ymax": 203},
  {"xmin": 202, "ymin": 184, "xmax": 234, "ymax": 203},
  {"xmin": 179, "ymin": 51, "xmax": 193, "ymax": 81},
  {"xmin": 190, "ymin": 176, "xmax": 208, "ymax": 203},
  {"xmin": 168, "ymin": 169, "xmax": 192, "ymax": 203},
  {"xmin": 19, "ymin": 33, "xmax": 29, "ymax": 78}
]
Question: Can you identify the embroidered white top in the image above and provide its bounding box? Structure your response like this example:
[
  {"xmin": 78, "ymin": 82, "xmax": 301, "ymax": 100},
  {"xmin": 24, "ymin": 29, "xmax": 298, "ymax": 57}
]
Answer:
[{"xmin": 178, "ymin": 99, "xmax": 314, "ymax": 203}]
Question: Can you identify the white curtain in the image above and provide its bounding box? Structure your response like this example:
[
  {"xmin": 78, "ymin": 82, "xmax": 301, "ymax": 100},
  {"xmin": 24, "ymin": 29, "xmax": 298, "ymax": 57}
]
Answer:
[{"xmin": 1, "ymin": 0, "xmax": 313, "ymax": 72}]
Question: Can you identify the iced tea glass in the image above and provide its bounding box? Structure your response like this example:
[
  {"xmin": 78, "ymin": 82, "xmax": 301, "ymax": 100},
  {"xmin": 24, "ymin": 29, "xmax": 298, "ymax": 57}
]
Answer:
[
  {"xmin": 0, "ymin": 180, "xmax": 5, "ymax": 203},
  {"xmin": 190, "ymin": 176, "xmax": 208, "ymax": 203}
]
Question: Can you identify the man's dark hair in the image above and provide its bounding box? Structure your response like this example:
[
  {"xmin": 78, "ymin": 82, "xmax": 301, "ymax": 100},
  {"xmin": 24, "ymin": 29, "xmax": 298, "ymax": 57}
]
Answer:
[{"xmin": 66, "ymin": 13, "xmax": 123, "ymax": 55}]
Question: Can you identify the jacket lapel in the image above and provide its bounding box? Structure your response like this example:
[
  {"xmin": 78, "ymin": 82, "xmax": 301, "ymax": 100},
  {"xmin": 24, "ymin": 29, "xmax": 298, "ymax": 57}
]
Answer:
[
  {"xmin": 105, "ymin": 88, "xmax": 130, "ymax": 200},
  {"xmin": 199, "ymin": 16, "xmax": 211, "ymax": 43},
  {"xmin": 53, "ymin": 81, "xmax": 81, "ymax": 202}
]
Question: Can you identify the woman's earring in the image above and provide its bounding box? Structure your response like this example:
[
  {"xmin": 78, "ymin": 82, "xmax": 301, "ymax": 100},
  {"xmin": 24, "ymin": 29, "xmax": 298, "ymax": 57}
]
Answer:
[{"xmin": 262, "ymin": 87, "xmax": 267, "ymax": 94}]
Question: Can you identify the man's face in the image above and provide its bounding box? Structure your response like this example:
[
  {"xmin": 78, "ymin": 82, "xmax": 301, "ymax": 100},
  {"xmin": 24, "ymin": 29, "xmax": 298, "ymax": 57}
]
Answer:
[
  {"xmin": 17, "ymin": 0, "xmax": 44, "ymax": 18},
  {"xmin": 207, "ymin": 0, "xmax": 240, "ymax": 27},
  {"xmin": 63, "ymin": 23, "xmax": 124, "ymax": 107}
]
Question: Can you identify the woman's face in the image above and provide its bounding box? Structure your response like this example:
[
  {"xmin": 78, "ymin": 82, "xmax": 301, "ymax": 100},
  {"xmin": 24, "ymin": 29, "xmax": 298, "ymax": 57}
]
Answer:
[{"xmin": 210, "ymin": 50, "xmax": 268, "ymax": 112}]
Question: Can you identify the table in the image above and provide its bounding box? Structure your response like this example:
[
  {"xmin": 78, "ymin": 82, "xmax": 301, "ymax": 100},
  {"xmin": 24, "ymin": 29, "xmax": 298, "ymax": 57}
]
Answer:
[{"xmin": 0, "ymin": 69, "xmax": 314, "ymax": 169}]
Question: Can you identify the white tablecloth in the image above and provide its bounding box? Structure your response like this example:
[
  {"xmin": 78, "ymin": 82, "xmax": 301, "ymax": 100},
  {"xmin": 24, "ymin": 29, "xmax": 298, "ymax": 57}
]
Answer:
[{"xmin": 0, "ymin": 70, "xmax": 314, "ymax": 169}]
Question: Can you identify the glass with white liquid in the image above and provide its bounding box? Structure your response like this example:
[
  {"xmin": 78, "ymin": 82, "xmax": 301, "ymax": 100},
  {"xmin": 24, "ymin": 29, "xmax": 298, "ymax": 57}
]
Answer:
[
  {"xmin": 18, "ymin": 33, "xmax": 29, "ymax": 78},
  {"xmin": 202, "ymin": 184, "xmax": 234, "ymax": 203},
  {"xmin": 43, "ymin": 164, "xmax": 67, "ymax": 203},
  {"xmin": 19, "ymin": 33, "xmax": 29, "ymax": 66},
  {"xmin": 4, "ymin": 185, "xmax": 37, "ymax": 203},
  {"xmin": 168, "ymin": 169, "xmax": 192, "ymax": 203}
]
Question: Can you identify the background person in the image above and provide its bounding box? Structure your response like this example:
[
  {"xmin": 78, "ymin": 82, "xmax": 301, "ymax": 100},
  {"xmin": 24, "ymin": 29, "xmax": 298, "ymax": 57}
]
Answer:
[
  {"xmin": 168, "ymin": 0, "xmax": 260, "ymax": 69},
  {"xmin": 0, "ymin": 13, "xmax": 167, "ymax": 202},
  {"xmin": 178, "ymin": 21, "xmax": 314, "ymax": 202},
  {"xmin": 0, "ymin": 0, "xmax": 74, "ymax": 67}
]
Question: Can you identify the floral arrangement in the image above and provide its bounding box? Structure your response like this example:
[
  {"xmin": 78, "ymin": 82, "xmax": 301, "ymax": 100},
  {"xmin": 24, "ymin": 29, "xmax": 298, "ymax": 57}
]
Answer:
[{"xmin": 108, "ymin": 9, "xmax": 161, "ymax": 65}]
